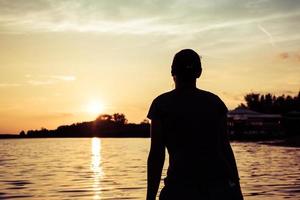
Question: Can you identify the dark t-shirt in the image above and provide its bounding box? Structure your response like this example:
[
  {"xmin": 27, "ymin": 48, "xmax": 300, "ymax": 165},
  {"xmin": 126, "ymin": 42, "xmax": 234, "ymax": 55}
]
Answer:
[{"xmin": 147, "ymin": 88, "xmax": 230, "ymax": 184}]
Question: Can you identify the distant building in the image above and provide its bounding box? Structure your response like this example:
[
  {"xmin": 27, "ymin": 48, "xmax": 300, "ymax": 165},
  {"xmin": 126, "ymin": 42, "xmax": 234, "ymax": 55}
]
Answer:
[
  {"xmin": 282, "ymin": 111, "xmax": 300, "ymax": 136},
  {"xmin": 227, "ymin": 107, "xmax": 282, "ymax": 137}
]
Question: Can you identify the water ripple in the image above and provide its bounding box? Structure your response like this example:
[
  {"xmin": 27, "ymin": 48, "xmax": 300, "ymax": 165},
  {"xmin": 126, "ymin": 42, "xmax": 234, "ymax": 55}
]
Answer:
[{"xmin": 0, "ymin": 138, "xmax": 299, "ymax": 200}]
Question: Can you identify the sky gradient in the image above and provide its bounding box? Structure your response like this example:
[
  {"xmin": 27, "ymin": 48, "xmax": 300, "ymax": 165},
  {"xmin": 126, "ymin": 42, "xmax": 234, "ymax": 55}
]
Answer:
[{"xmin": 1, "ymin": 0, "xmax": 300, "ymax": 133}]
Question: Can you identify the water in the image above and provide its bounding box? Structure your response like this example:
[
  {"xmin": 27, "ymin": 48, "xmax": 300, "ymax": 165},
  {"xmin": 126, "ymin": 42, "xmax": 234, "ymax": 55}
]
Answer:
[{"xmin": 0, "ymin": 138, "xmax": 299, "ymax": 200}]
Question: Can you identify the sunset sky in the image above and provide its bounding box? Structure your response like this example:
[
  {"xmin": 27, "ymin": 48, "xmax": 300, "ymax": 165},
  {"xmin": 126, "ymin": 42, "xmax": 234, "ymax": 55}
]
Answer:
[{"xmin": 1, "ymin": 0, "xmax": 300, "ymax": 133}]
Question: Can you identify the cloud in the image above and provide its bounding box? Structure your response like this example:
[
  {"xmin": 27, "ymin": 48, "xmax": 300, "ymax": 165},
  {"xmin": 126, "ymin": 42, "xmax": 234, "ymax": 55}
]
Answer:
[
  {"xmin": 0, "ymin": 83, "xmax": 21, "ymax": 87},
  {"xmin": 0, "ymin": 74, "xmax": 75, "ymax": 87},
  {"xmin": 32, "ymin": 112, "xmax": 74, "ymax": 119},
  {"xmin": 0, "ymin": 0, "xmax": 299, "ymax": 36},
  {"xmin": 50, "ymin": 75, "xmax": 76, "ymax": 81},
  {"xmin": 278, "ymin": 52, "xmax": 289, "ymax": 59},
  {"xmin": 27, "ymin": 80, "xmax": 55, "ymax": 86},
  {"xmin": 258, "ymin": 24, "xmax": 275, "ymax": 47},
  {"xmin": 278, "ymin": 52, "xmax": 300, "ymax": 61},
  {"xmin": 296, "ymin": 53, "xmax": 300, "ymax": 62},
  {"xmin": 221, "ymin": 92, "xmax": 244, "ymax": 101},
  {"xmin": 26, "ymin": 74, "xmax": 76, "ymax": 86}
]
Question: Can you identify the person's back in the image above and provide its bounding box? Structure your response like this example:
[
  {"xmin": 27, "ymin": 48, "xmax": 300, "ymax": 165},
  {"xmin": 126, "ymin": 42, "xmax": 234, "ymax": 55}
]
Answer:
[
  {"xmin": 149, "ymin": 88, "xmax": 231, "ymax": 183},
  {"xmin": 146, "ymin": 49, "xmax": 243, "ymax": 200}
]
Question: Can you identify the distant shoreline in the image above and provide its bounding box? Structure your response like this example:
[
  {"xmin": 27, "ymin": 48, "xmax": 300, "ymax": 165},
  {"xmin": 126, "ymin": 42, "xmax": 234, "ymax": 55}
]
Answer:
[
  {"xmin": 0, "ymin": 134, "xmax": 150, "ymax": 139},
  {"xmin": 260, "ymin": 136, "xmax": 300, "ymax": 148},
  {"xmin": 1, "ymin": 134, "xmax": 299, "ymax": 148}
]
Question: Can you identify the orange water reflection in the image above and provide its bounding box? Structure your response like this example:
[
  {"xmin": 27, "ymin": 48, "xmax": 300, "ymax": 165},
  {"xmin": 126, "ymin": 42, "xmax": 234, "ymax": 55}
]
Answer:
[
  {"xmin": 0, "ymin": 139, "xmax": 299, "ymax": 199},
  {"xmin": 91, "ymin": 137, "xmax": 103, "ymax": 200}
]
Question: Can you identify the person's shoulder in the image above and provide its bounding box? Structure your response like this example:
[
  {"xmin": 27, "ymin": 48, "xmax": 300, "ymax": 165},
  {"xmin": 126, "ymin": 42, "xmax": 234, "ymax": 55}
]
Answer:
[
  {"xmin": 198, "ymin": 89, "xmax": 228, "ymax": 113},
  {"xmin": 152, "ymin": 90, "xmax": 176, "ymax": 102},
  {"xmin": 197, "ymin": 89, "xmax": 221, "ymax": 101}
]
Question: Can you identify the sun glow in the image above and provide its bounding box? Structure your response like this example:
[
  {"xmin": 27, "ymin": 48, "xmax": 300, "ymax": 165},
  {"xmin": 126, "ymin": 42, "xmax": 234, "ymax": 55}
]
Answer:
[{"xmin": 86, "ymin": 101, "xmax": 104, "ymax": 115}]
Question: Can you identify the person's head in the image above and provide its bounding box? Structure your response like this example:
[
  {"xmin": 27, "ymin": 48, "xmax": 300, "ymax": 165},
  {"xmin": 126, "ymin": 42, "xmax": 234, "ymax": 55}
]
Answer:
[{"xmin": 171, "ymin": 49, "xmax": 202, "ymax": 85}]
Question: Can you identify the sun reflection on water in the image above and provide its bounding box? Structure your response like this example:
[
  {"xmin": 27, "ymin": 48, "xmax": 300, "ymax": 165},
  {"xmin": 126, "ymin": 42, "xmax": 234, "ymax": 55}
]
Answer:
[{"xmin": 91, "ymin": 137, "xmax": 103, "ymax": 200}]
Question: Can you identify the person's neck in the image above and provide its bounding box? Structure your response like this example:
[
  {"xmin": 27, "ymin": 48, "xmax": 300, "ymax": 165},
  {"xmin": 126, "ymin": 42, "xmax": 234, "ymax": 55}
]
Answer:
[{"xmin": 175, "ymin": 80, "xmax": 197, "ymax": 90}]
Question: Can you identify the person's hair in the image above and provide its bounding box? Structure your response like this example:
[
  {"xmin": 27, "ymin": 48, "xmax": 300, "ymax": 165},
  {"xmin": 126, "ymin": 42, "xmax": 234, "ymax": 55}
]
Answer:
[{"xmin": 171, "ymin": 49, "xmax": 202, "ymax": 81}]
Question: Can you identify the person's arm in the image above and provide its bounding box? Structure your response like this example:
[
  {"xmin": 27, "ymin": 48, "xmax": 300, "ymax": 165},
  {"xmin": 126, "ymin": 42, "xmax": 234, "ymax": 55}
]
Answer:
[
  {"xmin": 220, "ymin": 115, "xmax": 240, "ymax": 183},
  {"xmin": 221, "ymin": 114, "xmax": 244, "ymax": 199},
  {"xmin": 146, "ymin": 119, "xmax": 165, "ymax": 200}
]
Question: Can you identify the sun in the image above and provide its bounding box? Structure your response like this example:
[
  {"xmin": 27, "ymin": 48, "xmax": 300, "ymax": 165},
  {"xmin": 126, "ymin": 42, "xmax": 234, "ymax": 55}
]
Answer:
[{"xmin": 86, "ymin": 101, "xmax": 104, "ymax": 115}]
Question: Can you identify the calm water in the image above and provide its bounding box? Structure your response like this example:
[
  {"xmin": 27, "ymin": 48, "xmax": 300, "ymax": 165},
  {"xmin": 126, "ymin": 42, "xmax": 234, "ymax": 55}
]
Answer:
[{"xmin": 0, "ymin": 138, "xmax": 299, "ymax": 200}]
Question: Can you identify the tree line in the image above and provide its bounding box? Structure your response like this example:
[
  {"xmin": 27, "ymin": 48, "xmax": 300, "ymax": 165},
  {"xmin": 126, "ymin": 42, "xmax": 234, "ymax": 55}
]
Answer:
[
  {"xmin": 240, "ymin": 91, "xmax": 300, "ymax": 114},
  {"xmin": 21, "ymin": 113, "xmax": 150, "ymax": 138}
]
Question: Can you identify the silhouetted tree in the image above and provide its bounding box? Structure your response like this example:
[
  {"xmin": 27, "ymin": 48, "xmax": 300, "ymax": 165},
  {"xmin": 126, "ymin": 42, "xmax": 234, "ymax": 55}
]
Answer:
[
  {"xmin": 19, "ymin": 130, "xmax": 25, "ymax": 137},
  {"xmin": 244, "ymin": 93, "xmax": 260, "ymax": 111},
  {"xmin": 141, "ymin": 119, "xmax": 150, "ymax": 124},
  {"xmin": 243, "ymin": 91, "xmax": 300, "ymax": 114},
  {"xmin": 112, "ymin": 113, "xmax": 127, "ymax": 125}
]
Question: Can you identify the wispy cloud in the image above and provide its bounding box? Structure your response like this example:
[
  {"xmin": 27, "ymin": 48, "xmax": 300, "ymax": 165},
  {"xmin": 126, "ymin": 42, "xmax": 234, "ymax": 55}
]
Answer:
[
  {"xmin": 10, "ymin": 12, "xmax": 300, "ymax": 35},
  {"xmin": 0, "ymin": 74, "xmax": 76, "ymax": 87},
  {"xmin": 258, "ymin": 24, "xmax": 275, "ymax": 47},
  {"xmin": 27, "ymin": 74, "xmax": 76, "ymax": 86},
  {"xmin": 32, "ymin": 112, "xmax": 74, "ymax": 119},
  {"xmin": 0, "ymin": 83, "xmax": 21, "ymax": 87},
  {"xmin": 278, "ymin": 52, "xmax": 300, "ymax": 62},
  {"xmin": 0, "ymin": 0, "xmax": 299, "ymax": 35},
  {"xmin": 278, "ymin": 52, "xmax": 289, "ymax": 59},
  {"xmin": 50, "ymin": 75, "xmax": 76, "ymax": 81},
  {"xmin": 27, "ymin": 80, "xmax": 55, "ymax": 86},
  {"xmin": 296, "ymin": 54, "xmax": 300, "ymax": 62}
]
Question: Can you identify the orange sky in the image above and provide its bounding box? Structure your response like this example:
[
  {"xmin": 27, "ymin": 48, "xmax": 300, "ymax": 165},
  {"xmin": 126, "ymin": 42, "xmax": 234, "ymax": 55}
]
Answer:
[{"xmin": 0, "ymin": 0, "xmax": 300, "ymax": 133}]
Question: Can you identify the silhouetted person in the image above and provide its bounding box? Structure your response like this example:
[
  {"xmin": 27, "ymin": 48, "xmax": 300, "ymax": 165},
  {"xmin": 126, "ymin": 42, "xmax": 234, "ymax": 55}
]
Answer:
[{"xmin": 146, "ymin": 49, "xmax": 243, "ymax": 200}]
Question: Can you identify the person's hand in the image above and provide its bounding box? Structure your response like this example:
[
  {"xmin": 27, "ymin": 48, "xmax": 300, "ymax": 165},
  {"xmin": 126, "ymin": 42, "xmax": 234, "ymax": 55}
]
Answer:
[
  {"xmin": 229, "ymin": 180, "xmax": 244, "ymax": 200},
  {"xmin": 146, "ymin": 195, "xmax": 156, "ymax": 200}
]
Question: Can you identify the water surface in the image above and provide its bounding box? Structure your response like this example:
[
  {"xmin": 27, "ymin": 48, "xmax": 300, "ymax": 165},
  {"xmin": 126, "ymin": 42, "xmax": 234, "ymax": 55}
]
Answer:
[{"xmin": 0, "ymin": 138, "xmax": 299, "ymax": 199}]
